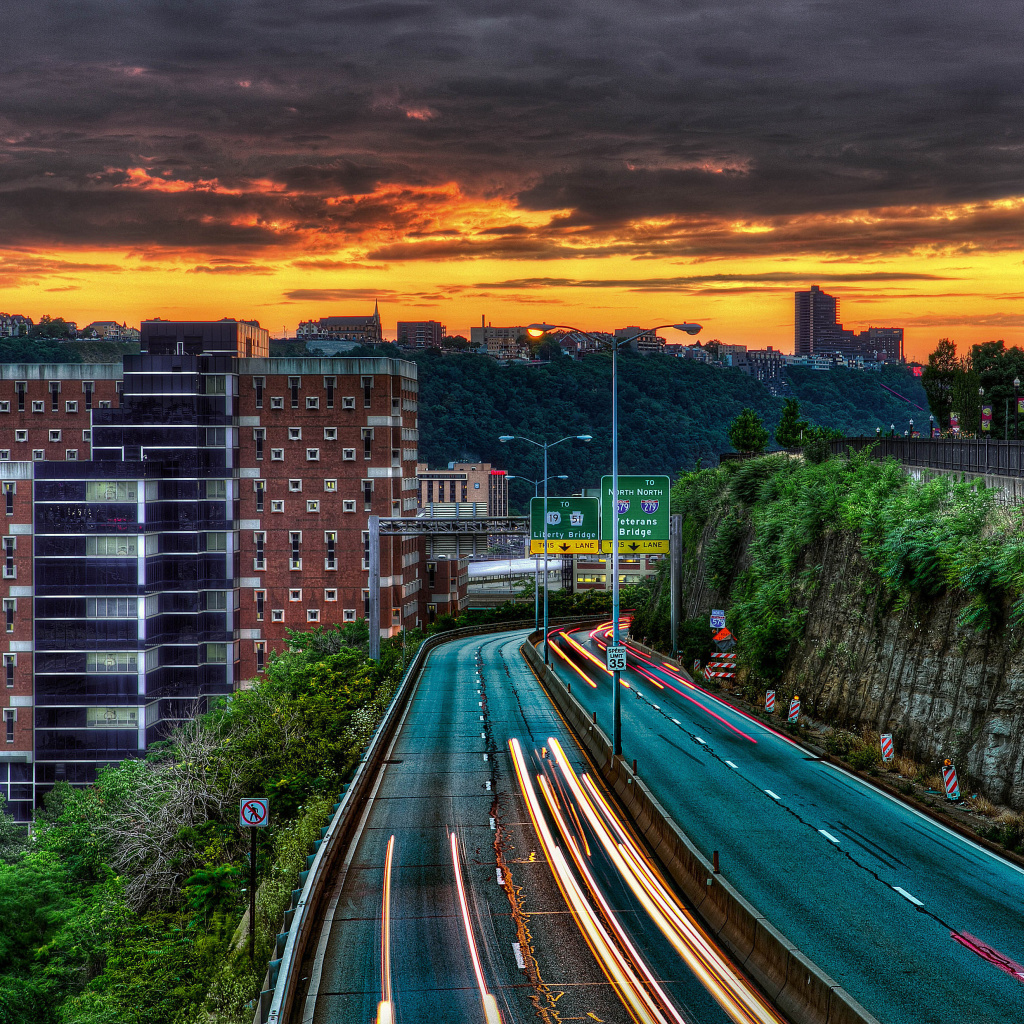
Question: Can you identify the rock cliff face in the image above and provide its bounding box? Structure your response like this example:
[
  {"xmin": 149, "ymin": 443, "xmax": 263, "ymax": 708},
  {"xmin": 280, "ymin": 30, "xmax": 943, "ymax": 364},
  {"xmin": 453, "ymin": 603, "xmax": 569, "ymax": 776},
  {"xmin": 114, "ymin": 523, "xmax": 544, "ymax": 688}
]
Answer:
[{"xmin": 681, "ymin": 524, "xmax": 1024, "ymax": 809}]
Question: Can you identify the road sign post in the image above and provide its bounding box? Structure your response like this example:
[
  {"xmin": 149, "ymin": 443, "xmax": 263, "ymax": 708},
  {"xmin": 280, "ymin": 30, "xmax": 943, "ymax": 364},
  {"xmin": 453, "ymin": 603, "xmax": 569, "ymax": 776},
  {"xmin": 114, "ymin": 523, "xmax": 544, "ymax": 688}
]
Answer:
[
  {"xmin": 240, "ymin": 797, "xmax": 269, "ymax": 961},
  {"xmin": 529, "ymin": 496, "xmax": 600, "ymax": 554},
  {"xmin": 600, "ymin": 475, "xmax": 671, "ymax": 554},
  {"xmin": 710, "ymin": 609, "xmax": 726, "ymax": 630},
  {"xmin": 670, "ymin": 515, "xmax": 681, "ymax": 658}
]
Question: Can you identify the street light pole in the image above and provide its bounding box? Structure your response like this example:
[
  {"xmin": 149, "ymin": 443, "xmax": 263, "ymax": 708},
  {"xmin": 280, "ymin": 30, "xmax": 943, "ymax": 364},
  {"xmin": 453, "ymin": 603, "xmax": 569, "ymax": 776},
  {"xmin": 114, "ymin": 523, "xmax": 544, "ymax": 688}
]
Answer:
[
  {"xmin": 526, "ymin": 320, "xmax": 701, "ymax": 757},
  {"xmin": 500, "ymin": 435, "xmax": 591, "ymax": 665},
  {"xmin": 1015, "ymin": 377, "xmax": 1020, "ymax": 441}
]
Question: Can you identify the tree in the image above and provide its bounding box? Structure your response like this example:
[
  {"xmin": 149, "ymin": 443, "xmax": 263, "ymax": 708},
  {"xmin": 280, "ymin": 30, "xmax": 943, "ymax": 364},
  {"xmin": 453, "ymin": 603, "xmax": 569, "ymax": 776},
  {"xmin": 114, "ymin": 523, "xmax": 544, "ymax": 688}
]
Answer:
[
  {"xmin": 774, "ymin": 398, "xmax": 810, "ymax": 448},
  {"xmin": 728, "ymin": 408, "xmax": 769, "ymax": 453},
  {"xmin": 28, "ymin": 316, "xmax": 75, "ymax": 340},
  {"xmin": 950, "ymin": 353, "xmax": 982, "ymax": 435},
  {"xmin": 921, "ymin": 338, "xmax": 958, "ymax": 430}
]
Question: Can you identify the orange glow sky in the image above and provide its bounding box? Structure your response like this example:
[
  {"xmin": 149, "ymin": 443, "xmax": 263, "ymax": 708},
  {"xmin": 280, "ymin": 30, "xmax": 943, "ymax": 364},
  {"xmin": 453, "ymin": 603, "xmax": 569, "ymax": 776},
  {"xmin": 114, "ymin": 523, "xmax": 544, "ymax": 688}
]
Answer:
[{"xmin": 4, "ymin": 2, "xmax": 1024, "ymax": 363}]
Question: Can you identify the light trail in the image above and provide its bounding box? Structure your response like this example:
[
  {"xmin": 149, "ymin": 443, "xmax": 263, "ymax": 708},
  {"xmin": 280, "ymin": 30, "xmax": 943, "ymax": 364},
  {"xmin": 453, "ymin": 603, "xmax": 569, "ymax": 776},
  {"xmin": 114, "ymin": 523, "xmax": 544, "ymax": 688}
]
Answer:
[
  {"xmin": 375, "ymin": 834, "xmax": 396, "ymax": 1024},
  {"xmin": 546, "ymin": 738, "xmax": 785, "ymax": 1024},
  {"xmin": 509, "ymin": 739, "xmax": 676, "ymax": 1024},
  {"xmin": 450, "ymin": 831, "xmax": 504, "ymax": 1024},
  {"xmin": 550, "ymin": 634, "xmax": 598, "ymax": 687}
]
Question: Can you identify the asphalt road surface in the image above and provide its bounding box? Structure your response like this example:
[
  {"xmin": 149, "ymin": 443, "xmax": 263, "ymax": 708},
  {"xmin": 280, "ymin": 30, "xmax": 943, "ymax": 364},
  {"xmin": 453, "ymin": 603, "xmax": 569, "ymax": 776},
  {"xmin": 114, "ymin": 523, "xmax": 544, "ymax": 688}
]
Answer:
[
  {"xmin": 301, "ymin": 629, "xmax": 780, "ymax": 1024},
  {"xmin": 546, "ymin": 626, "xmax": 1024, "ymax": 1024}
]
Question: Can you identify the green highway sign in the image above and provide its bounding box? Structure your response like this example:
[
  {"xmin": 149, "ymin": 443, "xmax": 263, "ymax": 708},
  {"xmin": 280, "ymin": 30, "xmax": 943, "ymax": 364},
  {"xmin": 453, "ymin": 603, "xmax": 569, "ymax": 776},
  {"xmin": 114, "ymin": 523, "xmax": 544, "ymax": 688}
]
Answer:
[
  {"xmin": 600, "ymin": 475, "xmax": 671, "ymax": 553},
  {"xmin": 529, "ymin": 496, "xmax": 601, "ymax": 554}
]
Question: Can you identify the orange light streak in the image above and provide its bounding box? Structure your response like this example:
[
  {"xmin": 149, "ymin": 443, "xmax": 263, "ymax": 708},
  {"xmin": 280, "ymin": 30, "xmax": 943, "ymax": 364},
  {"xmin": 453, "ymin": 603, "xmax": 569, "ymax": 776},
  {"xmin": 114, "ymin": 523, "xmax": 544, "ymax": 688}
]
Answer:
[
  {"xmin": 450, "ymin": 831, "xmax": 504, "ymax": 1024},
  {"xmin": 375, "ymin": 834, "xmax": 396, "ymax": 1024}
]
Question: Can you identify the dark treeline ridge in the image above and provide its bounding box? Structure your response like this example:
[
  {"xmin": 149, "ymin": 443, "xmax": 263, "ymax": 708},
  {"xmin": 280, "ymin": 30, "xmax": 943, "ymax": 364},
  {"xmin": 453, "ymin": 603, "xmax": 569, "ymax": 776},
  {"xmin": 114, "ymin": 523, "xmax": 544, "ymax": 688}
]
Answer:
[{"xmin": 352, "ymin": 345, "xmax": 930, "ymax": 499}]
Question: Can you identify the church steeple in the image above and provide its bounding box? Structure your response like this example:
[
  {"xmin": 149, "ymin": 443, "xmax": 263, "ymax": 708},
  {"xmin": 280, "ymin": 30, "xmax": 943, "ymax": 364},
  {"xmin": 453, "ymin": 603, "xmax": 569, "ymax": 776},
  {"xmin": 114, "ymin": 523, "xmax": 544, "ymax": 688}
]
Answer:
[{"xmin": 373, "ymin": 299, "xmax": 379, "ymax": 323}]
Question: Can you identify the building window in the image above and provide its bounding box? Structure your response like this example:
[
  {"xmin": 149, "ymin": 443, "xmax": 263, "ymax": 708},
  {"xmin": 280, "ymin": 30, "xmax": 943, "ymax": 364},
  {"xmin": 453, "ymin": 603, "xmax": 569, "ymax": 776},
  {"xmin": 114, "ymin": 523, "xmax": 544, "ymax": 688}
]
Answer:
[
  {"xmin": 362, "ymin": 479, "xmax": 373, "ymax": 510},
  {"xmin": 3, "ymin": 708, "xmax": 14, "ymax": 742},
  {"xmin": 324, "ymin": 479, "xmax": 337, "ymax": 492},
  {"xmin": 324, "ymin": 376, "xmax": 335, "ymax": 408},
  {"xmin": 86, "ymin": 535, "xmax": 139, "ymax": 557},
  {"xmin": 306, "ymin": 396, "xmax": 319, "ymax": 410},
  {"xmin": 0, "ymin": 452, "xmax": 9, "ymax": 461},
  {"xmin": 324, "ymin": 427, "xmax": 337, "ymax": 441},
  {"xmin": 306, "ymin": 448, "xmax": 320, "ymax": 461},
  {"xmin": 343, "ymin": 608, "xmax": 356, "ymax": 622},
  {"xmin": 254, "ymin": 479, "xmax": 265, "ymax": 512},
  {"xmin": 2, "ymin": 482, "xmax": 14, "ymax": 516},
  {"xmin": 362, "ymin": 376, "xmax": 373, "ymax": 407},
  {"xmin": 14, "ymin": 431, "xmax": 26, "ymax": 443},
  {"xmin": 255, "ymin": 641, "xmax": 266, "ymax": 672},
  {"xmin": 31, "ymin": 400, "xmax": 44, "ymax": 413},
  {"xmin": 87, "ymin": 597, "xmax": 134, "ymax": 617},
  {"xmin": 83, "ymin": 381, "xmax": 94, "ymax": 410},
  {"xmin": 65, "ymin": 400, "xmax": 78, "ymax": 413},
  {"xmin": 0, "ymin": 402, "xmax": 8, "ymax": 413},
  {"xmin": 325, "ymin": 588, "xmax": 337, "ymax": 601},
  {"xmin": 86, "ymin": 651, "xmax": 139, "ymax": 673},
  {"xmin": 288, "ymin": 427, "xmax": 302, "ymax": 441},
  {"xmin": 82, "ymin": 430, "xmax": 91, "ymax": 442},
  {"xmin": 325, "ymin": 531, "xmax": 337, "ymax": 569},
  {"xmin": 48, "ymin": 380, "xmax": 60, "ymax": 411},
  {"xmin": 205, "ymin": 532, "xmax": 227, "ymax": 552},
  {"xmin": 15, "ymin": 382, "xmax": 26, "ymax": 413},
  {"xmin": 98, "ymin": 400, "xmax": 111, "ymax": 409},
  {"xmin": 204, "ymin": 375, "xmax": 226, "ymax": 396},
  {"xmin": 3, "ymin": 654, "xmax": 15, "ymax": 688},
  {"xmin": 288, "ymin": 479, "xmax": 302, "ymax": 492},
  {"xmin": 271, "ymin": 500, "xmax": 285, "ymax": 513},
  {"xmin": 288, "ymin": 589, "xmax": 301, "ymax": 602},
  {"xmin": 343, "ymin": 448, "xmax": 356, "ymax": 461},
  {"xmin": 271, "ymin": 608, "xmax": 284, "ymax": 622},
  {"xmin": 253, "ymin": 376, "xmax": 265, "ymax": 408},
  {"xmin": 254, "ymin": 589, "xmax": 265, "ymax": 622},
  {"xmin": 3, "ymin": 598, "xmax": 15, "ymax": 633},
  {"xmin": 86, "ymin": 481, "xmax": 138, "ymax": 501},
  {"xmin": 306, "ymin": 499, "xmax": 320, "ymax": 513},
  {"xmin": 254, "ymin": 427, "xmax": 265, "ymax": 460},
  {"xmin": 85, "ymin": 706, "xmax": 138, "ymax": 729},
  {"xmin": 270, "ymin": 396, "xmax": 284, "ymax": 410},
  {"xmin": 49, "ymin": 429, "xmax": 61, "ymax": 442},
  {"xmin": 361, "ymin": 427, "xmax": 373, "ymax": 459},
  {"xmin": 65, "ymin": 449, "xmax": 79, "ymax": 461},
  {"xmin": 2, "ymin": 537, "xmax": 15, "ymax": 578},
  {"xmin": 342, "ymin": 396, "xmax": 355, "ymax": 410},
  {"xmin": 306, "ymin": 608, "xmax": 320, "ymax": 622},
  {"xmin": 206, "ymin": 590, "xmax": 228, "ymax": 610},
  {"xmin": 204, "ymin": 643, "xmax": 228, "ymax": 664},
  {"xmin": 204, "ymin": 479, "xmax": 227, "ymax": 499},
  {"xmin": 289, "ymin": 531, "xmax": 302, "ymax": 570},
  {"xmin": 342, "ymin": 499, "xmax": 356, "ymax": 513},
  {"xmin": 253, "ymin": 531, "xmax": 266, "ymax": 569},
  {"xmin": 204, "ymin": 426, "xmax": 226, "ymax": 447},
  {"xmin": 270, "ymin": 448, "xmax": 284, "ymax": 461},
  {"xmin": 362, "ymin": 589, "xmax": 370, "ymax": 616},
  {"xmin": 288, "ymin": 376, "xmax": 300, "ymax": 408},
  {"xmin": 32, "ymin": 450, "xmax": 45, "ymax": 461},
  {"xmin": 362, "ymin": 530, "xmax": 370, "ymax": 569}
]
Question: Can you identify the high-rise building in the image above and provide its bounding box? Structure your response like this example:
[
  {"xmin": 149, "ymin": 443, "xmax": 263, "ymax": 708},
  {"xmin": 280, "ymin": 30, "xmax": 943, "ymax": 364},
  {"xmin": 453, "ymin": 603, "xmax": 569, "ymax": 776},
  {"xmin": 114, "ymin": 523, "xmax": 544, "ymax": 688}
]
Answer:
[
  {"xmin": 794, "ymin": 285, "xmax": 842, "ymax": 356},
  {"xmin": 397, "ymin": 321, "xmax": 446, "ymax": 349},
  {"xmin": 0, "ymin": 319, "xmax": 424, "ymax": 816}
]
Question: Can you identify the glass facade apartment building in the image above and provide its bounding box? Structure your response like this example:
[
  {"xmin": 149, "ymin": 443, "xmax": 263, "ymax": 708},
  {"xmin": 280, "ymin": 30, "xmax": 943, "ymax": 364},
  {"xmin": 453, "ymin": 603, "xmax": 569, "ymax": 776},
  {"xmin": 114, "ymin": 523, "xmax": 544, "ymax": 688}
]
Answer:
[{"xmin": 0, "ymin": 320, "xmax": 431, "ymax": 818}]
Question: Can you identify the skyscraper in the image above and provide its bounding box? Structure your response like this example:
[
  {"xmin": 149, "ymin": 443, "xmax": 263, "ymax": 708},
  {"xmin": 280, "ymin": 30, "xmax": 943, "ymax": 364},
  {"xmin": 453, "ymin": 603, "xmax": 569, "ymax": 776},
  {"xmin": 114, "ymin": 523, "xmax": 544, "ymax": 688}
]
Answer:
[{"xmin": 794, "ymin": 285, "xmax": 841, "ymax": 356}]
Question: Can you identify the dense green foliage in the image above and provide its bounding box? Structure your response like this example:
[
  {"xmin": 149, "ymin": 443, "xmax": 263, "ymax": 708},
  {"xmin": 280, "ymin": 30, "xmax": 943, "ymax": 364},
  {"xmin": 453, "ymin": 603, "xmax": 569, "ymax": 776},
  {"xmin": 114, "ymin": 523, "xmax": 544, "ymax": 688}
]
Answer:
[
  {"xmin": 773, "ymin": 398, "xmax": 809, "ymax": 448},
  {"xmin": 631, "ymin": 450, "xmax": 1024, "ymax": 683},
  {"xmin": 349, "ymin": 344, "xmax": 930, "ymax": 499},
  {"xmin": 0, "ymin": 623, "xmax": 416, "ymax": 1024},
  {"xmin": 0, "ymin": 338, "xmax": 83, "ymax": 365},
  {"xmin": 727, "ymin": 408, "xmax": 769, "ymax": 453}
]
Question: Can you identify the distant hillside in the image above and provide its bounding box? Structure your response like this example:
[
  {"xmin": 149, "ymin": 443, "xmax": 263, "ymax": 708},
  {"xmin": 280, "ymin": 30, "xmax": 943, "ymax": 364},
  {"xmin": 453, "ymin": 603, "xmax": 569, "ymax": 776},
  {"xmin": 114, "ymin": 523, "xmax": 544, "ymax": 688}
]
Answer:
[{"xmin": 391, "ymin": 347, "xmax": 931, "ymax": 503}]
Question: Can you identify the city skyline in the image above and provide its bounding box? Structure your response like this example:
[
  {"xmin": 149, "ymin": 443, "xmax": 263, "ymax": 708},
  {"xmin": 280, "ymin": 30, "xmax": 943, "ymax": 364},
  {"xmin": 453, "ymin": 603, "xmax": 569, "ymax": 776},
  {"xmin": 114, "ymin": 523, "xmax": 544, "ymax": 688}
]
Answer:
[{"xmin": 4, "ymin": 3, "xmax": 1024, "ymax": 359}]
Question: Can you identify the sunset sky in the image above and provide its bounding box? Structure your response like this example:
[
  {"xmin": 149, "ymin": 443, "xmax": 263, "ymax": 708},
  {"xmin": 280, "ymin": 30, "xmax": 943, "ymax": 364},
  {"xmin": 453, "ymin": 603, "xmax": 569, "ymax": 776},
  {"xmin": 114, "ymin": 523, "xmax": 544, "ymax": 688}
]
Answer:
[{"xmin": 3, "ymin": 1, "xmax": 1024, "ymax": 361}]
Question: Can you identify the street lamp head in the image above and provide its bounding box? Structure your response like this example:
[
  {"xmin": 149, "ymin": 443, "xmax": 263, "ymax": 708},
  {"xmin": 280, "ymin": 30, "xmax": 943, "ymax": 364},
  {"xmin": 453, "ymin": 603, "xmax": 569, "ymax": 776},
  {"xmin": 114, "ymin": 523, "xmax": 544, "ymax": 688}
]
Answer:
[
  {"xmin": 672, "ymin": 323, "xmax": 703, "ymax": 336},
  {"xmin": 499, "ymin": 435, "xmax": 514, "ymax": 442},
  {"xmin": 527, "ymin": 323, "xmax": 558, "ymax": 337},
  {"xmin": 1015, "ymin": 377, "xmax": 1021, "ymax": 389},
  {"xmin": 576, "ymin": 434, "xmax": 593, "ymax": 441},
  {"xmin": 979, "ymin": 387, "xmax": 985, "ymax": 396},
  {"xmin": 556, "ymin": 474, "xmax": 569, "ymax": 479}
]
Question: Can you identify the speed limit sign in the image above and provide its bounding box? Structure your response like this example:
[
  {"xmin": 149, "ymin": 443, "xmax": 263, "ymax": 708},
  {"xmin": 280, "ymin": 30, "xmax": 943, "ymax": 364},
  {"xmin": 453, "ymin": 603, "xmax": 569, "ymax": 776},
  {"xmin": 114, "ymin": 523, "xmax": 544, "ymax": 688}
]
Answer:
[{"xmin": 606, "ymin": 645, "xmax": 627, "ymax": 672}]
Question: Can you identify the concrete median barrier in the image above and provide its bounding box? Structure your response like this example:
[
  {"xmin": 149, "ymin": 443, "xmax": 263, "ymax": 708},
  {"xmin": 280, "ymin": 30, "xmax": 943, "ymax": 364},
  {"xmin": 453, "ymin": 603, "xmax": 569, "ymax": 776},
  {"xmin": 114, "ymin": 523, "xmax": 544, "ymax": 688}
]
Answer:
[{"xmin": 521, "ymin": 636, "xmax": 881, "ymax": 1024}]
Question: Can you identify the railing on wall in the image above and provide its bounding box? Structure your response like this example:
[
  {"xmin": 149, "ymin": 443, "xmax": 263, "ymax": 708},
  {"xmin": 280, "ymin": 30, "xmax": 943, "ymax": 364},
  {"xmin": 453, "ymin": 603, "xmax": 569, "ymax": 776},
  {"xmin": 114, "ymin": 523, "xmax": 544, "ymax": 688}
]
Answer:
[{"xmin": 833, "ymin": 436, "xmax": 1024, "ymax": 478}]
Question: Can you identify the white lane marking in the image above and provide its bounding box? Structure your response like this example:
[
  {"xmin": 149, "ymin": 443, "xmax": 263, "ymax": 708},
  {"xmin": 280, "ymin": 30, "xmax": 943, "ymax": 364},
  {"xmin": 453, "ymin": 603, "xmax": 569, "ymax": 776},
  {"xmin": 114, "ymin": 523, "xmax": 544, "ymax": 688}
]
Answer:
[
  {"xmin": 484, "ymin": 753, "xmax": 489, "ymax": 761},
  {"xmin": 893, "ymin": 886, "xmax": 924, "ymax": 906},
  {"xmin": 726, "ymin": 760, "xmax": 738, "ymax": 769},
  {"xmin": 819, "ymin": 830, "xmax": 840, "ymax": 844},
  {"xmin": 496, "ymin": 868, "xmax": 504, "ymax": 886},
  {"xmin": 480, "ymin": 715, "xmax": 485, "ymax": 721},
  {"xmin": 694, "ymin": 737, "xmax": 706, "ymax": 745},
  {"xmin": 765, "ymin": 789, "xmax": 781, "ymax": 800},
  {"xmin": 481, "ymin": 732, "xmax": 486, "ymax": 738},
  {"xmin": 512, "ymin": 942, "xmax": 526, "ymax": 969},
  {"xmin": 489, "ymin": 817, "xmax": 496, "ymax": 830},
  {"xmin": 671, "ymin": 719, "xmax": 681, "ymax": 725},
  {"xmin": 485, "ymin": 780, "xmax": 491, "ymax": 791},
  {"xmin": 652, "ymin": 704, "xmax": 661, "ymax": 710},
  {"xmin": 479, "ymin": 701, "xmax": 483, "ymax": 707}
]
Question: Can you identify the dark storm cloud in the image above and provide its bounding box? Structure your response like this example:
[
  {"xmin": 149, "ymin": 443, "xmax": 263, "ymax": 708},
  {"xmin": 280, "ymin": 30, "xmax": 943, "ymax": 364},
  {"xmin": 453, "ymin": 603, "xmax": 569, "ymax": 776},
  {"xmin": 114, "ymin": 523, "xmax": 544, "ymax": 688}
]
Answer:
[{"xmin": 3, "ymin": 0, "xmax": 1024, "ymax": 254}]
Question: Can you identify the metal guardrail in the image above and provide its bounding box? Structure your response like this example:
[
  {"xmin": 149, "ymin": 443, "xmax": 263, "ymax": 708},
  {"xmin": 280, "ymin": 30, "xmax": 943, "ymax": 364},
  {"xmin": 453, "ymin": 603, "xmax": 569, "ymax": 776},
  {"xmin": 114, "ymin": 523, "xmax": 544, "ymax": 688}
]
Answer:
[
  {"xmin": 257, "ymin": 614, "xmax": 606, "ymax": 1024},
  {"xmin": 835, "ymin": 436, "xmax": 1024, "ymax": 477}
]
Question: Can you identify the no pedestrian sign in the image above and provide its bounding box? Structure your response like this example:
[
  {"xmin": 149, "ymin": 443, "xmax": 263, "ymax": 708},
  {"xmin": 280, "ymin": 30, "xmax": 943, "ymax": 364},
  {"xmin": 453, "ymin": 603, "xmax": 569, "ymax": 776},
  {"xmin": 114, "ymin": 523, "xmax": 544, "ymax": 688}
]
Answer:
[
  {"xmin": 239, "ymin": 797, "xmax": 270, "ymax": 828},
  {"xmin": 529, "ymin": 496, "xmax": 601, "ymax": 554},
  {"xmin": 600, "ymin": 475, "xmax": 671, "ymax": 553}
]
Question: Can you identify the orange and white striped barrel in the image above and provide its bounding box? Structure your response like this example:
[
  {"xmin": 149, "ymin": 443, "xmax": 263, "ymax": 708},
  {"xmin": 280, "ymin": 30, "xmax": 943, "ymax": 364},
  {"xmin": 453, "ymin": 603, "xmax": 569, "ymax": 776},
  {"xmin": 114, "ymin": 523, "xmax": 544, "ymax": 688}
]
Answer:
[
  {"xmin": 880, "ymin": 734, "xmax": 894, "ymax": 762},
  {"xmin": 787, "ymin": 696, "xmax": 800, "ymax": 723},
  {"xmin": 942, "ymin": 763, "xmax": 960, "ymax": 801},
  {"xmin": 765, "ymin": 690, "xmax": 775, "ymax": 713}
]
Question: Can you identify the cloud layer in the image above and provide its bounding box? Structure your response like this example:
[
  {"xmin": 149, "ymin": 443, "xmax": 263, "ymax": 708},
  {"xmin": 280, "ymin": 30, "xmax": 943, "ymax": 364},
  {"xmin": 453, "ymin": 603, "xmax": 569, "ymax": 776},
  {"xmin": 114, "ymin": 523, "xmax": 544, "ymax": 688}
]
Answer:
[{"xmin": 3, "ymin": 0, "xmax": 1024, "ymax": 270}]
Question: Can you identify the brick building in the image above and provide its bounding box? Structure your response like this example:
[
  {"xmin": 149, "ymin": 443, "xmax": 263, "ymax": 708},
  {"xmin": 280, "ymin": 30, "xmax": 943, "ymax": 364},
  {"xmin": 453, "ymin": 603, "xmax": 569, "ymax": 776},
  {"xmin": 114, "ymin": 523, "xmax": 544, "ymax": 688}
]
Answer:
[
  {"xmin": 397, "ymin": 320, "xmax": 446, "ymax": 349},
  {"xmin": 0, "ymin": 319, "xmax": 426, "ymax": 816}
]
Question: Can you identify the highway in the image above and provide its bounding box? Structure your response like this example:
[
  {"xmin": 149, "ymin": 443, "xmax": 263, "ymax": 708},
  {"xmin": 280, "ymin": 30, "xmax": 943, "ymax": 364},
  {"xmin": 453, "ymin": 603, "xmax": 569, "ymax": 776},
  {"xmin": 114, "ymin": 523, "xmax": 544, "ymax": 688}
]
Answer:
[
  {"xmin": 548, "ymin": 625, "xmax": 1024, "ymax": 1024},
  {"xmin": 299, "ymin": 629, "xmax": 786, "ymax": 1024}
]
